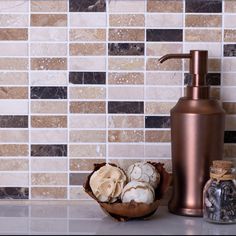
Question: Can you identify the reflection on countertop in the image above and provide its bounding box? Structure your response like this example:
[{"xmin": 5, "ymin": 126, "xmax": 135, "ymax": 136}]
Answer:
[{"xmin": 0, "ymin": 201, "xmax": 234, "ymax": 235}]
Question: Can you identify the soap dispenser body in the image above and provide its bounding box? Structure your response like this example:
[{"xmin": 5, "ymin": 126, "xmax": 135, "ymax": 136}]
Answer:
[{"xmin": 169, "ymin": 97, "xmax": 225, "ymax": 216}]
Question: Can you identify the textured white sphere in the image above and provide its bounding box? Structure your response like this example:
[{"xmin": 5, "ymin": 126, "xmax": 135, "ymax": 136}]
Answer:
[
  {"xmin": 127, "ymin": 162, "xmax": 160, "ymax": 189},
  {"xmin": 121, "ymin": 181, "xmax": 155, "ymax": 204}
]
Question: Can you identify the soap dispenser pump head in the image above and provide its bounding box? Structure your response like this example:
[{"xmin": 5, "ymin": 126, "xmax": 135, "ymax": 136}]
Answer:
[{"xmin": 159, "ymin": 50, "xmax": 209, "ymax": 99}]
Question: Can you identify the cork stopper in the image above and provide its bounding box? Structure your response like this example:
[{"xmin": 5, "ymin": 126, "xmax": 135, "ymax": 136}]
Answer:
[{"xmin": 212, "ymin": 160, "xmax": 233, "ymax": 170}]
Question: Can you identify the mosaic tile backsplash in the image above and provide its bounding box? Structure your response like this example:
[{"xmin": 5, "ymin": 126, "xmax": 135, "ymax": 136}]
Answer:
[{"xmin": 0, "ymin": 0, "xmax": 235, "ymax": 200}]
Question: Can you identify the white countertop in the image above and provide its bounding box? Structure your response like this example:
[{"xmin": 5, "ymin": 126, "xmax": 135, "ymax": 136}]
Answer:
[{"xmin": 0, "ymin": 201, "xmax": 234, "ymax": 235}]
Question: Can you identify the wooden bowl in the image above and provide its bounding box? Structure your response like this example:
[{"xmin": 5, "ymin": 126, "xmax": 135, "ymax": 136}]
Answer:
[{"xmin": 84, "ymin": 162, "xmax": 171, "ymax": 222}]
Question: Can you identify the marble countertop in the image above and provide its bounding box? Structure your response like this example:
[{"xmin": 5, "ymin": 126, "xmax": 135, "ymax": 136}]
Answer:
[{"xmin": 0, "ymin": 201, "xmax": 234, "ymax": 235}]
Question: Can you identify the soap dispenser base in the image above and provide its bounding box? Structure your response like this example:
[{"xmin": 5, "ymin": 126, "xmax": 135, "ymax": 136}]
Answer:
[{"xmin": 168, "ymin": 205, "xmax": 203, "ymax": 217}]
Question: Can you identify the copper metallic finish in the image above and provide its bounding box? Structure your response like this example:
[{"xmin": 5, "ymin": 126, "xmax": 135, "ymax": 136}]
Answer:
[{"xmin": 159, "ymin": 50, "xmax": 225, "ymax": 217}]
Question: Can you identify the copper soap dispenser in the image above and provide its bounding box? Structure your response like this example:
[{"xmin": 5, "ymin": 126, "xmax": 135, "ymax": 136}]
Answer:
[{"xmin": 158, "ymin": 50, "xmax": 225, "ymax": 217}]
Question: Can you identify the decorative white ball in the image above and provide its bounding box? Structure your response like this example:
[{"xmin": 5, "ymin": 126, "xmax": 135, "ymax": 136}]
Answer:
[
  {"xmin": 127, "ymin": 162, "xmax": 160, "ymax": 189},
  {"xmin": 121, "ymin": 181, "xmax": 155, "ymax": 204}
]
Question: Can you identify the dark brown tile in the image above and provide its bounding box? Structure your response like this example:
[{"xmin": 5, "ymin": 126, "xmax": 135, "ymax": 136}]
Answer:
[
  {"xmin": 0, "ymin": 116, "xmax": 28, "ymax": 128},
  {"xmin": 108, "ymin": 43, "xmax": 144, "ymax": 56},
  {"xmin": 186, "ymin": 0, "xmax": 222, "ymax": 13},
  {"xmin": 0, "ymin": 187, "xmax": 29, "ymax": 200},
  {"xmin": 69, "ymin": 72, "xmax": 106, "ymax": 84},
  {"xmin": 31, "ymin": 87, "xmax": 67, "ymax": 99},
  {"xmin": 147, "ymin": 29, "xmax": 183, "ymax": 42},
  {"xmin": 108, "ymin": 102, "xmax": 144, "ymax": 114},
  {"xmin": 145, "ymin": 116, "xmax": 170, "ymax": 128},
  {"xmin": 31, "ymin": 145, "xmax": 67, "ymax": 157},
  {"xmin": 224, "ymin": 44, "xmax": 236, "ymax": 57},
  {"xmin": 69, "ymin": 0, "xmax": 106, "ymax": 12}
]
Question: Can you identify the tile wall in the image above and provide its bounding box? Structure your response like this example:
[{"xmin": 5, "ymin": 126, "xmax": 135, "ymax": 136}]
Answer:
[{"xmin": 0, "ymin": 0, "xmax": 235, "ymax": 200}]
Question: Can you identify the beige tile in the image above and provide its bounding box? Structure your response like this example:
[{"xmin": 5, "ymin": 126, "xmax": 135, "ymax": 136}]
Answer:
[
  {"xmin": 31, "ymin": 130, "xmax": 67, "ymax": 143},
  {"xmin": 0, "ymin": 173, "xmax": 28, "ymax": 186},
  {"xmin": 0, "ymin": 130, "xmax": 28, "ymax": 143},
  {"xmin": 223, "ymin": 102, "xmax": 236, "ymax": 114},
  {"xmin": 222, "ymin": 73, "xmax": 236, "ymax": 86},
  {"xmin": 70, "ymin": 101, "xmax": 106, "ymax": 114},
  {"xmin": 211, "ymin": 87, "xmax": 220, "ymax": 100},
  {"xmin": 146, "ymin": 130, "xmax": 171, "ymax": 142},
  {"xmin": 145, "ymin": 102, "xmax": 174, "ymax": 114},
  {"xmin": 31, "ymin": 14, "xmax": 67, "ymax": 27},
  {"xmin": 31, "ymin": 58, "xmax": 67, "ymax": 70},
  {"xmin": 70, "ymin": 87, "xmax": 106, "ymax": 100},
  {"xmin": 31, "ymin": 43, "xmax": 67, "ymax": 57},
  {"xmin": 147, "ymin": 14, "xmax": 183, "ymax": 27},
  {"xmin": 0, "ymin": 159, "xmax": 28, "ymax": 171},
  {"xmin": 147, "ymin": 0, "xmax": 183, "ymax": 12},
  {"xmin": 30, "ymin": 28, "xmax": 67, "ymax": 41},
  {"xmin": 70, "ymin": 43, "xmax": 106, "ymax": 56},
  {"xmin": 0, "ymin": 14, "xmax": 28, "ymax": 27},
  {"xmin": 109, "ymin": 14, "xmax": 145, "ymax": 27},
  {"xmin": 225, "ymin": 1, "xmax": 236, "ymax": 12},
  {"xmin": 31, "ymin": 101, "xmax": 67, "ymax": 114},
  {"xmin": 31, "ymin": 0, "xmax": 67, "ymax": 12},
  {"xmin": 109, "ymin": 0, "xmax": 145, "ymax": 12},
  {"xmin": 0, "ymin": 1, "xmax": 28, "ymax": 12},
  {"xmin": 70, "ymin": 29, "xmax": 106, "ymax": 42},
  {"xmin": 146, "ymin": 43, "xmax": 182, "ymax": 56},
  {"xmin": 70, "ymin": 130, "xmax": 106, "ymax": 143},
  {"xmin": 224, "ymin": 29, "xmax": 236, "ymax": 42},
  {"xmin": 0, "ymin": 59, "xmax": 28, "ymax": 70},
  {"xmin": 31, "ymin": 159, "xmax": 67, "ymax": 172},
  {"xmin": 0, "ymin": 145, "xmax": 28, "ymax": 157},
  {"xmin": 224, "ymin": 144, "xmax": 236, "ymax": 158},
  {"xmin": 70, "ymin": 115, "xmax": 106, "ymax": 129},
  {"xmin": 70, "ymin": 14, "xmax": 106, "ymax": 27},
  {"xmin": 226, "ymin": 116, "xmax": 236, "ymax": 130},
  {"xmin": 70, "ymin": 159, "xmax": 105, "ymax": 171},
  {"xmin": 185, "ymin": 15, "xmax": 222, "ymax": 27},
  {"xmin": 70, "ymin": 186, "xmax": 92, "ymax": 200},
  {"xmin": 31, "ymin": 116, "xmax": 67, "ymax": 128},
  {"xmin": 109, "ymin": 58, "xmax": 144, "ymax": 71},
  {"xmin": 70, "ymin": 57, "xmax": 106, "ymax": 71},
  {"xmin": 69, "ymin": 144, "xmax": 106, "ymax": 158},
  {"xmin": 0, "ymin": 87, "xmax": 28, "ymax": 99},
  {"xmin": 145, "ymin": 144, "xmax": 171, "ymax": 158},
  {"xmin": 0, "ymin": 72, "xmax": 28, "ymax": 86},
  {"xmin": 146, "ymin": 72, "xmax": 182, "ymax": 85},
  {"xmin": 109, "ymin": 144, "xmax": 144, "ymax": 158},
  {"xmin": 109, "ymin": 130, "xmax": 144, "ymax": 143},
  {"xmin": 185, "ymin": 29, "xmax": 221, "ymax": 42},
  {"xmin": 109, "ymin": 29, "xmax": 145, "ymax": 41},
  {"xmin": 31, "ymin": 187, "xmax": 67, "ymax": 199},
  {"xmin": 146, "ymin": 87, "xmax": 182, "ymax": 100},
  {"xmin": 108, "ymin": 72, "xmax": 144, "ymax": 85},
  {"xmin": 32, "ymin": 173, "xmax": 67, "ymax": 186},
  {"xmin": 223, "ymin": 58, "xmax": 236, "ymax": 72},
  {"xmin": 0, "ymin": 29, "xmax": 28, "ymax": 40},
  {"xmin": 108, "ymin": 87, "xmax": 144, "ymax": 100},
  {"xmin": 0, "ymin": 43, "xmax": 28, "ymax": 57},
  {"xmin": 222, "ymin": 87, "xmax": 236, "ymax": 101},
  {"xmin": 109, "ymin": 115, "xmax": 144, "ymax": 128},
  {"xmin": 225, "ymin": 15, "xmax": 236, "ymax": 28},
  {"xmin": 147, "ymin": 58, "xmax": 182, "ymax": 71}
]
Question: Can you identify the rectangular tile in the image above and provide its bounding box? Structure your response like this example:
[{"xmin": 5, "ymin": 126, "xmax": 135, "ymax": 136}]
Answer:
[
  {"xmin": 185, "ymin": 29, "xmax": 221, "ymax": 42},
  {"xmin": 69, "ymin": 0, "xmax": 106, "ymax": 12},
  {"xmin": 147, "ymin": 0, "xmax": 183, "ymax": 12},
  {"xmin": 147, "ymin": 29, "xmax": 183, "ymax": 42},
  {"xmin": 70, "ymin": 159, "xmax": 105, "ymax": 171},
  {"xmin": 224, "ymin": 144, "xmax": 236, "ymax": 158},
  {"xmin": 146, "ymin": 72, "xmax": 182, "ymax": 86},
  {"xmin": 70, "ymin": 87, "xmax": 106, "ymax": 100},
  {"xmin": 0, "ymin": 72, "xmax": 28, "ymax": 86},
  {"xmin": 225, "ymin": 1, "xmax": 236, "ymax": 13},
  {"xmin": 0, "ymin": 145, "xmax": 28, "ymax": 157},
  {"xmin": 70, "ymin": 57, "xmax": 106, "ymax": 71},
  {"xmin": 0, "ymin": 116, "xmax": 28, "ymax": 128},
  {"xmin": 185, "ymin": 58, "xmax": 221, "ymax": 72},
  {"xmin": 0, "ymin": 187, "xmax": 28, "ymax": 200},
  {"xmin": 70, "ymin": 29, "xmax": 106, "ymax": 42},
  {"xmin": 224, "ymin": 30, "xmax": 236, "ymax": 42},
  {"xmin": 69, "ymin": 72, "xmax": 106, "ymax": 84},
  {"xmin": 31, "ymin": 101, "xmax": 67, "ymax": 114},
  {"xmin": 108, "ymin": 87, "xmax": 144, "ymax": 100},
  {"xmin": 185, "ymin": 15, "xmax": 222, "ymax": 28},
  {"xmin": 145, "ymin": 102, "xmax": 175, "ymax": 114},
  {"xmin": 70, "ymin": 130, "xmax": 106, "ymax": 143},
  {"xmin": 109, "ymin": 58, "xmax": 144, "ymax": 71},
  {"xmin": 0, "ymin": 14, "xmax": 28, "ymax": 27},
  {"xmin": 69, "ymin": 144, "xmax": 106, "ymax": 157},
  {"xmin": 146, "ymin": 43, "xmax": 182, "ymax": 56},
  {"xmin": 0, "ymin": 173, "xmax": 28, "ymax": 186},
  {"xmin": 70, "ymin": 173, "xmax": 88, "ymax": 186},
  {"xmin": 31, "ymin": 0, "xmax": 68, "ymax": 12},
  {"xmin": 0, "ymin": 1, "xmax": 28, "ymax": 12},
  {"xmin": 70, "ymin": 13, "xmax": 106, "ymax": 27},
  {"xmin": 0, "ymin": 130, "xmax": 28, "ymax": 143},
  {"xmin": 146, "ymin": 87, "xmax": 182, "ymax": 100},
  {"xmin": 108, "ymin": 43, "xmax": 144, "ymax": 56},
  {"xmin": 32, "ymin": 173, "xmax": 67, "ymax": 186},
  {"xmin": 70, "ymin": 43, "xmax": 106, "ymax": 56},
  {"xmin": 31, "ymin": 14, "xmax": 67, "ymax": 27},
  {"xmin": 223, "ymin": 58, "xmax": 236, "ymax": 72},
  {"xmin": 109, "ymin": 14, "xmax": 145, "ymax": 27},
  {"xmin": 109, "ymin": 0, "xmax": 145, "ymax": 12},
  {"xmin": 70, "ymin": 115, "xmax": 106, "ymax": 128},
  {"xmin": 31, "ymin": 58, "xmax": 67, "ymax": 71},
  {"xmin": 222, "ymin": 73, "xmax": 236, "ymax": 86},
  {"xmin": 70, "ymin": 101, "xmax": 106, "ymax": 113},
  {"xmin": 0, "ymin": 87, "xmax": 27, "ymax": 99},
  {"xmin": 184, "ymin": 73, "xmax": 221, "ymax": 86},
  {"xmin": 0, "ymin": 58, "xmax": 28, "ymax": 71},
  {"xmin": 31, "ymin": 116, "xmax": 67, "ymax": 128},
  {"xmin": 108, "ymin": 101, "xmax": 144, "ymax": 114},
  {"xmin": 31, "ymin": 43, "xmax": 67, "ymax": 57},
  {"xmin": 108, "ymin": 144, "xmax": 144, "ymax": 158},
  {"xmin": 147, "ymin": 58, "xmax": 182, "ymax": 71},
  {"xmin": 146, "ymin": 130, "xmax": 171, "ymax": 143},
  {"xmin": 30, "ymin": 28, "xmax": 67, "ymax": 42},
  {"xmin": 108, "ymin": 72, "xmax": 144, "ymax": 85},
  {"xmin": 109, "ymin": 29, "xmax": 145, "ymax": 41},
  {"xmin": 31, "ymin": 187, "xmax": 67, "ymax": 200},
  {"xmin": 31, "ymin": 130, "xmax": 67, "ymax": 143},
  {"xmin": 0, "ymin": 29, "xmax": 28, "ymax": 41},
  {"xmin": 145, "ymin": 144, "xmax": 171, "ymax": 158},
  {"xmin": 31, "ymin": 159, "xmax": 67, "ymax": 172},
  {"xmin": 108, "ymin": 130, "xmax": 144, "ymax": 143},
  {"xmin": 224, "ymin": 44, "xmax": 236, "ymax": 57},
  {"xmin": 31, "ymin": 87, "xmax": 67, "ymax": 99},
  {"xmin": 222, "ymin": 87, "xmax": 236, "ymax": 101},
  {"xmin": 224, "ymin": 131, "xmax": 236, "ymax": 143},
  {"xmin": 0, "ymin": 43, "xmax": 28, "ymax": 57},
  {"xmin": 185, "ymin": 0, "xmax": 222, "ymax": 13},
  {"xmin": 0, "ymin": 100, "xmax": 28, "ymax": 115},
  {"xmin": 31, "ymin": 145, "xmax": 67, "ymax": 157},
  {"xmin": 70, "ymin": 186, "xmax": 92, "ymax": 200},
  {"xmin": 108, "ymin": 115, "xmax": 144, "ymax": 128},
  {"xmin": 145, "ymin": 116, "xmax": 171, "ymax": 128},
  {"xmin": 0, "ymin": 159, "xmax": 28, "ymax": 171},
  {"xmin": 226, "ymin": 115, "xmax": 236, "ymax": 130}
]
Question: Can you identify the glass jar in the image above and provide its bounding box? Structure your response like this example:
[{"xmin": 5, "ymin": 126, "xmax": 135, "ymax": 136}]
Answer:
[{"xmin": 203, "ymin": 160, "xmax": 236, "ymax": 224}]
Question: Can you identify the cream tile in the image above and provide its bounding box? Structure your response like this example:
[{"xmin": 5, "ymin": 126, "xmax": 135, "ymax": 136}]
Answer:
[
  {"xmin": 70, "ymin": 13, "xmax": 106, "ymax": 27},
  {"xmin": 222, "ymin": 87, "xmax": 236, "ymax": 101},
  {"xmin": 0, "ymin": 43, "xmax": 28, "ymax": 57},
  {"xmin": 146, "ymin": 14, "xmax": 183, "ymax": 27},
  {"xmin": 31, "ymin": 101, "xmax": 67, "ymax": 114},
  {"xmin": 0, "ymin": 72, "xmax": 28, "ymax": 86},
  {"xmin": 0, "ymin": 100, "xmax": 28, "ymax": 115},
  {"xmin": 31, "ymin": 173, "xmax": 67, "ymax": 186},
  {"xmin": 31, "ymin": 43, "xmax": 67, "ymax": 57},
  {"xmin": 0, "ymin": 59, "xmax": 28, "ymax": 71},
  {"xmin": 146, "ymin": 87, "xmax": 182, "ymax": 100},
  {"xmin": 223, "ymin": 58, "xmax": 236, "ymax": 72},
  {"xmin": 222, "ymin": 73, "xmax": 236, "ymax": 86},
  {"xmin": 70, "ymin": 87, "xmax": 106, "ymax": 99},
  {"xmin": 70, "ymin": 29, "xmax": 106, "ymax": 42},
  {"xmin": 31, "ymin": 130, "xmax": 67, "ymax": 143},
  {"xmin": 0, "ymin": 14, "xmax": 28, "ymax": 27},
  {"xmin": 31, "ymin": 159, "xmax": 67, "ymax": 172},
  {"xmin": 70, "ymin": 57, "xmax": 106, "ymax": 71},
  {"xmin": 146, "ymin": 43, "xmax": 182, "ymax": 56},
  {"xmin": 146, "ymin": 72, "xmax": 182, "ymax": 86},
  {"xmin": 109, "ymin": 58, "xmax": 144, "ymax": 71},
  {"xmin": 0, "ymin": 130, "xmax": 28, "ymax": 143},
  {"xmin": 0, "ymin": 1, "xmax": 28, "ymax": 12},
  {"xmin": 0, "ymin": 173, "xmax": 28, "ymax": 186},
  {"xmin": 109, "ymin": 0, "xmax": 145, "ymax": 12},
  {"xmin": 224, "ymin": 15, "xmax": 236, "ymax": 28},
  {"xmin": 108, "ymin": 144, "xmax": 144, "ymax": 158},
  {"xmin": 70, "ymin": 130, "xmax": 106, "ymax": 143},
  {"xmin": 108, "ymin": 115, "xmax": 144, "ymax": 128},
  {"xmin": 145, "ymin": 144, "xmax": 171, "ymax": 158},
  {"xmin": 0, "ymin": 159, "xmax": 28, "ymax": 171},
  {"xmin": 108, "ymin": 87, "xmax": 144, "ymax": 100}
]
